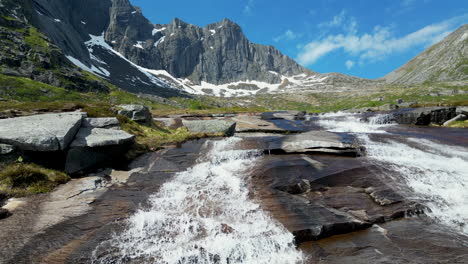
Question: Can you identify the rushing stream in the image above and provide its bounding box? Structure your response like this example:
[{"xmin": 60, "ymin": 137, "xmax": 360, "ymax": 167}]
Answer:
[
  {"xmin": 93, "ymin": 137, "xmax": 303, "ymax": 264},
  {"xmin": 317, "ymin": 112, "xmax": 468, "ymax": 235}
]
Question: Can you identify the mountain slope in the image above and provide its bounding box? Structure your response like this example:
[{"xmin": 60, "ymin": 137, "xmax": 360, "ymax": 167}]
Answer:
[
  {"xmin": 23, "ymin": 0, "xmax": 375, "ymax": 97},
  {"xmin": 0, "ymin": 0, "xmax": 111, "ymax": 93},
  {"xmin": 385, "ymin": 24, "xmax": 468, "ymax": 84}
]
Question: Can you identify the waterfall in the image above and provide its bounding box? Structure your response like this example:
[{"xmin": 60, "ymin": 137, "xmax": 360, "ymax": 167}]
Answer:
[
  {"xmin": 92, "ymin": 137, "xmax": 303, "ymax": 264},
  {"xmin": 317, "ymin": 112, "xmax": 468, "ymax": 235}
]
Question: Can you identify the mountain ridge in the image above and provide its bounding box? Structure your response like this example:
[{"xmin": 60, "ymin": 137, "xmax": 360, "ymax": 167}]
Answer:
[{"xmin": 384, "ymin": 24, "xmax": 468, "ymax": 84}]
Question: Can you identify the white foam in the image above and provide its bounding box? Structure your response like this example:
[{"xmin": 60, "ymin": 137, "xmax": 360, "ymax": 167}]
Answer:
[
  {"xmin": 318, "ymin": 113, "xmax": 468, "ymax": 235},
  {"xmin": 92, "ymin": 137, "xmax": 303, "ymax": 263},
  {"xmin": 317, "ymin": 112, "xmax": 393, "ymax": 134}
]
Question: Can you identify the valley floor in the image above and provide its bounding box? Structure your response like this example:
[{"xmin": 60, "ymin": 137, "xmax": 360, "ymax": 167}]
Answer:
[{"xmin": 0, "ymin": 110, "xmax": 467, "ymax": 263}]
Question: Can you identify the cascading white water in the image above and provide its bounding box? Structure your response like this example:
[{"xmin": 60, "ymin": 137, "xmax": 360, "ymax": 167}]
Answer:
[
  {"xmin": 93, "ymin": 137, "xmax": 303, "ymax": 264},
  {"xmin": 317, "ymin": 112, "xmax": 468, "ymax": 235}
]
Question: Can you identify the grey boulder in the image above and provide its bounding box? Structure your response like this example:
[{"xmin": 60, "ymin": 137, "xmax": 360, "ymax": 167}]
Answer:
[
  {"xmin": 66, "ymin": 128, "xmax": 134, "ymax": 174},
  {"xmin": 70, "ymin": 128, "xmax": 134, "ymax": 148},
  {"xmin": 0, "ymin": 112, "xmax": 83, "ymax": 151},
  {"xmin": 82, "ymin": 118, "xmax": 120, "ymax": 128},
  {"xmin": 182, "ymin": 120, "xmax": 236, "ymax": 136},
  {"xmin": 268, "ymin": 131, "xmax": 362, "ymax": 156},
  {"xmin": 117, "ymin": 105, "xmax": 151, "ymax": 123}
]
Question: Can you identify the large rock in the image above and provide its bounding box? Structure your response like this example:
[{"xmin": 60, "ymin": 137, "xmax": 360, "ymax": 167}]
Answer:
[
  {"xmin": 261, "ymin": 111, "xmax": 306, "ymax": 121},
  {"xmin": 231, "ymin": 115, "xmax": 303, "ymax": 133},
  {"xmin": 82, "ymin": 118, "xmax": 120, "ymax": 128},
  {"xmin": 268, "ymin": 131, "xmax": 363, "ymax": 156},
  {"xmin": 392, "ymin": 107, "xmax": 457, "ymax": 125},
  {"xmin": 182, "ymin": 119, "xmax": 236, "ymax": 136},
  {"xmin": 0, "ymin": 112, "xmax": 83, "ymax": 151},
  {"xmin": 65, "ymin": 128, "xmax": 134, "ymax": 174},
  {"xmin": 117, "ymin": 105, "xmax": 152, "ymax": 123},
  {"xmin": 70, "ymin": 128, "xmax": 134, "ymax": 148}
]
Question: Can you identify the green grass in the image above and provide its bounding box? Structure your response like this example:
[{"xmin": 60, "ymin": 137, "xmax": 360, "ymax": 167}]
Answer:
[
  {"xmin": 0, "ymin": 163, "xmax": 70, "ymax": 197},
  {"xmin": 445, "ymin": 120, "xmax": 468, "ymax": 128},
  {"xmin": 0, "ymin": 73, "xmax": 92, "ymax": 102},
  {"xmin": 24, "ymin": 27, "xmax": 49, "ymax": 51},
  {"xmin": 117, "ymin": 115, "xmax": 224, "ymax": 159}
]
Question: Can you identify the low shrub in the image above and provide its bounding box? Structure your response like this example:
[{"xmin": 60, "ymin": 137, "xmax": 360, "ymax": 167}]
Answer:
[{"xmin": 0, "ymin": 163, "xmax": 70, "ymax": 196}]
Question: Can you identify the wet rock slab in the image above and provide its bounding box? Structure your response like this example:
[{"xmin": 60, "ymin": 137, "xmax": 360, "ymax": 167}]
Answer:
[
  {"xmin": 0, "ymin": 139, "xmax": 208, "ymax": 264},
  {"xmin": 239, "ymin": 131, "xmax": 363, "ymax": 156},
  {"xmin": 252, "ymin": 154, "xmax": 425, "ymax": 244},
  {"xmin": 300, "ymin": 218, "xmax": 468, "ymax": 264},
  {"xmin": 231, "ymin": 115, "xmax": 303, "ymax": 133},
  {"xmin": 268, "ymin": 131, "xmax": 362, "ymax": 156}
]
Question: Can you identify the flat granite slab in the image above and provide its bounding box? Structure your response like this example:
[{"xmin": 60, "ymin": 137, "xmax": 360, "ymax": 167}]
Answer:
[{"xmin": 0, "ymin": 112, "xmax": 84, "ymax": 151}]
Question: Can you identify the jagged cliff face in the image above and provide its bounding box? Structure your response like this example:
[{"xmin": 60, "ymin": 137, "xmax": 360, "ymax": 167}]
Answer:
[
  {"xmin": 113, "ymin": 17, "xmax": 310, "ymax": 85},
  {"xmin": 2, "ymin": 0, "xmax": 380, "ymax": 97},
  {"xmin": 385, "ymin": 25, "xmax": 468, "ymax": 84},
  {"xmin": 23, "ymin": 0, "xmax": 344, "ymax": 97}
]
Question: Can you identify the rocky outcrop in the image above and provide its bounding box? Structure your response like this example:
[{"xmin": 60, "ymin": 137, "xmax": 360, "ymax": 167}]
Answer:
[
  {"xmin": 0, "ymin": 112, "xmax": 84, "ymax": 151},
  {"xmin": 252, "ymin": 154, "xmax": 426, "ymax": 245},
  {"xmin": 69, "ymin": 127, "xmax": 134, "ymax": 148},
  {"xmin": 82, "ymin": 117, "xmax": 120, "ymax": 128},
  {"xmin": 117, "ymin": 104, "xmax": 152, "ymax": 123},
  {"xmin": 0, "ymin": 112, "xmax": 135, "ymax": 174},
  {"xmin": 391, "ymin": 107, "xmax": 457, "ymax": 125},
  {"xmin": 268, "ymin": 131, "xmax": 363, "ymax": 156},
  {"xmin": 182, "ymin": 119, "xmax": 236, "ymax": 136},
  {"xmin": 65, "ymin": 119, "xmax": 134, "ymax": 174}
]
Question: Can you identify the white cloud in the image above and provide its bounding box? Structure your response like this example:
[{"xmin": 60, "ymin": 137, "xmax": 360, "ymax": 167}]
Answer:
[
  {"xmin": 274, "ymin": 30, "xmax": 300, "ymax": 42},
  {"xmin": 318, "ymin": 9, "xmax": 358, "ymax": 34},
  {"xmin": 296, "ymin": 15, "xmax": 467, "ymax": 66},
  {"xmin": 243, "ymin": 0, "xmax": 254, "ymax": 15},
  {"xmin": 345, "ymin": 60, "xmax": 355, "ymax": 69},
  {"xmin": 319, "ymin": 10, "xmax": 347, "ymax": 28}
]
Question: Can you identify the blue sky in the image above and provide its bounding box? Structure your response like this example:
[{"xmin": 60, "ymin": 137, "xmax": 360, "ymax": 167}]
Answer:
[{"xmin": 130, "ymin": 0, "xmax": 468, "ymax": 79}]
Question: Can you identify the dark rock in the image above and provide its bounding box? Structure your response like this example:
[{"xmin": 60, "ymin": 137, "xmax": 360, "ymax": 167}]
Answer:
[
  {"xmin": 392, "ymin": 107, "xmax": 457, "ymax": 125},
  {"xmin": 0, "ymin": 208, "xmax": 11, "ymax": 220},
  {"xmin": 65, "ymin": 143, "xmax": 132, "ymax": 175}
]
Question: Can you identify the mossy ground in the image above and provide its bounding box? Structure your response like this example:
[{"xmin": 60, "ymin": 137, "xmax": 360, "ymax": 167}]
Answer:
[
  {"xmin": 0, "ymin": 163, "xmax": 70, "ymax": 197},
  {"xmin": 117, "ymin": 116, "xmax": 224, "ymax": 160}
]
